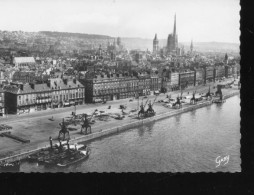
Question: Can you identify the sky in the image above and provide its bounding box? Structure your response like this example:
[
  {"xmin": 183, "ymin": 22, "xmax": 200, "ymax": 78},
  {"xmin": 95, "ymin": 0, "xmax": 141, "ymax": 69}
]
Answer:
[{"xmin": 0, "ymin": 0, "xmax": 240, "ymax": 43}]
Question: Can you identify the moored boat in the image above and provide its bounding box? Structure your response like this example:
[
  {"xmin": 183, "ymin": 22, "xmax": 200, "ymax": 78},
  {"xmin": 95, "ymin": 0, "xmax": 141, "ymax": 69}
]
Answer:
[
  {"xmin": 0, "ymin": 160, "xmax": 20, "ymax": 172},
  {"xmin": 56, "ymin": 148, "xmax": 90, "ymax": 167}
]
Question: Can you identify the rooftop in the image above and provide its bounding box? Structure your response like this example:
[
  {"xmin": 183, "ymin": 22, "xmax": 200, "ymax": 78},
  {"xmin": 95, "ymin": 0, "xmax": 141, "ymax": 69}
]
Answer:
[{"xmin": 13, "ymin": 57, "xmax": 35, "ymax": 64}]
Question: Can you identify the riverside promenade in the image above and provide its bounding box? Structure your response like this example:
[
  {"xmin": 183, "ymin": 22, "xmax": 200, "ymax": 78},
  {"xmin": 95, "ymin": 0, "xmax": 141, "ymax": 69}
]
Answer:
[{"xmin": 0, "ymin": 80, "xmax": 239, "ymax": 162}]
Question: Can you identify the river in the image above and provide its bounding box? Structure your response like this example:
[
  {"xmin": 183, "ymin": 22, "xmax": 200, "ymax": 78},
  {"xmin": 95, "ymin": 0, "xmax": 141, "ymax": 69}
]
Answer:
[{"xmin": 20, "ymin": 95, "xmax": 241, "ymax": 172}]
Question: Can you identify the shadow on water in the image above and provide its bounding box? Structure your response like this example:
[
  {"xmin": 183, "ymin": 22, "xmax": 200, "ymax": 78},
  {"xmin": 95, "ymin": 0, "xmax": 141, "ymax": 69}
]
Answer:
[
  {"xmin": 214, "ymin": 103, "xmax": 223, "ymax": 114},
  {"xmin": 206, "ymin": 104, "xmax": 212, "ymax": 112},
  {"xmin": 175, "ymin": 114, "xmax": 182, "ymax": 124},
  {"xmin": 137, "ymin": 121, "xmax": 155, "ymax": 137}
]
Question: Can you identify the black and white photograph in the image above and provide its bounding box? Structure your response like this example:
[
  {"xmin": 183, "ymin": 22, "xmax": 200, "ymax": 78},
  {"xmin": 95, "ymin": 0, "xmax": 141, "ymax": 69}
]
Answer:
[{"xmin": 0, "ymin": 0, "xmax": 240, "ymax": 173}]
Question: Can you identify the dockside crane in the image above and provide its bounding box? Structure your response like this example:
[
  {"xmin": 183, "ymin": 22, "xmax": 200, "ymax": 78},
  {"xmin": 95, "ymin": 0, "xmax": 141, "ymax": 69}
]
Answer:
[
  {"xmin": 58, "ymin": 118, "xmax": 70, "ymax": 141},
  {"xmin": 81, "ymin": 109, "xmax": 98, "ymax": 134}
]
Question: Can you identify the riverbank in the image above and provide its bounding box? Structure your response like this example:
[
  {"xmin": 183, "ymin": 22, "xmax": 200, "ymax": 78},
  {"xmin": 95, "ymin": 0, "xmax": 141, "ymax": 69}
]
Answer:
[{"xmin": 0, "ymin": 88, "xmax": 239, "ymax": 162}]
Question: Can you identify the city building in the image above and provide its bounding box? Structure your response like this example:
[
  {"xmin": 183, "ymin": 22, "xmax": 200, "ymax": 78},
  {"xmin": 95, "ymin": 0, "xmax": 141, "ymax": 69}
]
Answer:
[
  {"xmin": 179, "ymin": 70, "xmax": 195, "ymax": 89},
  {"xmin": 153, "ymin": 34, "xmax": 159, "ymax": 54},
  {"xmin": 81, "ymin": 72, "xmax": 140, "ymax": 103},
  {"xmin": 194, "ymin": 68, "xmax": 205, "ymax": 86},
  {"xmin": 0, "ymin": 71, "xmax": 5, "ymax": 84},
  {"xmin": 225, "ymin": 65, "xmax": 233, "ymax": 78},
  {"xmin": 80, "ymin": 71, "xmax": 153, "ymax": 103},
  {"xmin": 231, "ymin": 65, "xmax": 238, "ymax": 79},
  {"xmin": 150, "ymin": 74, "xmax": 160, "ymax": 94},
  {"xmin": 12, "ymin": 71, "xmax": 35, "ymax": 83},
  {"xmin": 137, "ymin": 73, "xmax": 151, "ymax": 96},
  {"xmin": 169, "ymin": 71, "xmax": 179, "ymax": 91},
  {"xmin": 13, "ymin": 57, "xmax": 36, "ymax": 70},
  {"xmin": 161, "ymin": 69, "xmax": 171, "ymax": 93},
  {"xmin": 4, "ymin": 78, "xmax": 85, "ymax": 114},
  {"xmin": 214, "ymin": 66, "xmax": 225, "ymax": 81},
  {"xmin": 204, "ymin": 66, "xmax": 214, "ymax": 84},
  {"xmin": 0, "ymin": 88, "xmax": 5, "ymax": 116}
]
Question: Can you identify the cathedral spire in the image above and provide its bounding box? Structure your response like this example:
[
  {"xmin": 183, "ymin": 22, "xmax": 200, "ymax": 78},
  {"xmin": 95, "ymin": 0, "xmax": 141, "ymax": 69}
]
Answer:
[
  {"xmin": 154, "ymin": 33, "xmax": 157, "ymax": 40},
  {"xmin": 173, "ymin": 13, "xmax": 176, "ymax": 36}
]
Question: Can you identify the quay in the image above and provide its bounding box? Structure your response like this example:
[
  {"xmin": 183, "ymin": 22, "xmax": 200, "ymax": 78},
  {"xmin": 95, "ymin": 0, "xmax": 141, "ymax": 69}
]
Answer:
[{"xmin": 0, "ymin": 87, "xmax": 239, "ymax": 163}]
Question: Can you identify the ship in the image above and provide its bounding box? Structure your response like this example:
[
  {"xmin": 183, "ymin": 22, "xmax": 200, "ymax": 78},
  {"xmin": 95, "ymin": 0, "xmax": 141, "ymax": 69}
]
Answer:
[{"xmin": 56, "ymin": 148, "xmax": 90, "ymax": 167}]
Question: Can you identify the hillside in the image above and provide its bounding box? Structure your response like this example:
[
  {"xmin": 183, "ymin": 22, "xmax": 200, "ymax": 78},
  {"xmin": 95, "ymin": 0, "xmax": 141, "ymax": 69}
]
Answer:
[
  {"xmin": 39, "ymin": 31, "xmax": 112, "ymax": 40},
  {"xmin": 0, "ymin": 30, "xmax": 239, "ymax": 53}
]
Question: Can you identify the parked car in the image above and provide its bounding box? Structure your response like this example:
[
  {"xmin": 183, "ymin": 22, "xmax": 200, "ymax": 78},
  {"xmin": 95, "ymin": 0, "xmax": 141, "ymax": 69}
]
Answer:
[{"xmin": 129, "ymin": 99, "xmax": 133, "ymax": 102}]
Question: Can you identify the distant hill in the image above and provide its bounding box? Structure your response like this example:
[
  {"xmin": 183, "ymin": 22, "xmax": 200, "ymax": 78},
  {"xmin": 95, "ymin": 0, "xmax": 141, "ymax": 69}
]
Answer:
[
  {"xmin": 121, "ymin": 37, "xmax": 239, "ymax": 53},
  {"xmin": 39, "ymin": 31, "xmax": 112, "ymax": 40},
  {"xmin": 0, "ymin": 30, "xmax": 239, "ymax": 53}
]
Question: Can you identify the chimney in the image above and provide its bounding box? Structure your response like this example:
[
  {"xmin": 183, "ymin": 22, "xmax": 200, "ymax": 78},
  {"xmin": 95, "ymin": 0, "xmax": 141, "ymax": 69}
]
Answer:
[{"xmin": 73, "ymin": 78, "xmax": 76, "ymax": 84}]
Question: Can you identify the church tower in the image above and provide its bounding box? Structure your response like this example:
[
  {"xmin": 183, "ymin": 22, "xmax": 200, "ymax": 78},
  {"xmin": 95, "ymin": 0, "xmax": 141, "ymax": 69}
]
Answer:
[
  {"xmin": 224, "ymin": 53, "xmax": 228, "ymax": 64},
  {"xmin": 153, "ymin": 33, "xmax": 159, "ymax": 54},
  {"xmin": 190, "ymin": 39, "xmax": 193, "ymax": 53}
]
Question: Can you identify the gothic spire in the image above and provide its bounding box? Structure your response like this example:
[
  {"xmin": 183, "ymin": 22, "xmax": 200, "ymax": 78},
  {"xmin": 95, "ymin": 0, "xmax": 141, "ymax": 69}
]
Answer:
[
  {"xmin": 154, "ymin": 33, "xmax": 157, "ymax": 40},
  {"xmin": 173, "ymin": 13, "xmax": 176, "ymax": 36}
]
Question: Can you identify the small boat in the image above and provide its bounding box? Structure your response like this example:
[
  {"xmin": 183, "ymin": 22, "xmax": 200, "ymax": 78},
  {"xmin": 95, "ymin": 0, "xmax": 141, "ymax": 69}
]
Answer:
[
  {"xmin": 0, "ymin": 160, "xmax": 20, "ymax": 172},
  {"xmin": 56, "ymin": 148, "xmax": 90, "ymax": 167}
]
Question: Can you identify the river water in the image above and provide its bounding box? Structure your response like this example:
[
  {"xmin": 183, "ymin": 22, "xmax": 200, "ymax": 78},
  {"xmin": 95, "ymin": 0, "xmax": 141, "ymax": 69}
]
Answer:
[{"xmin": 21, "ymin": 95, "xmax": 241, "ymax": 172}]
